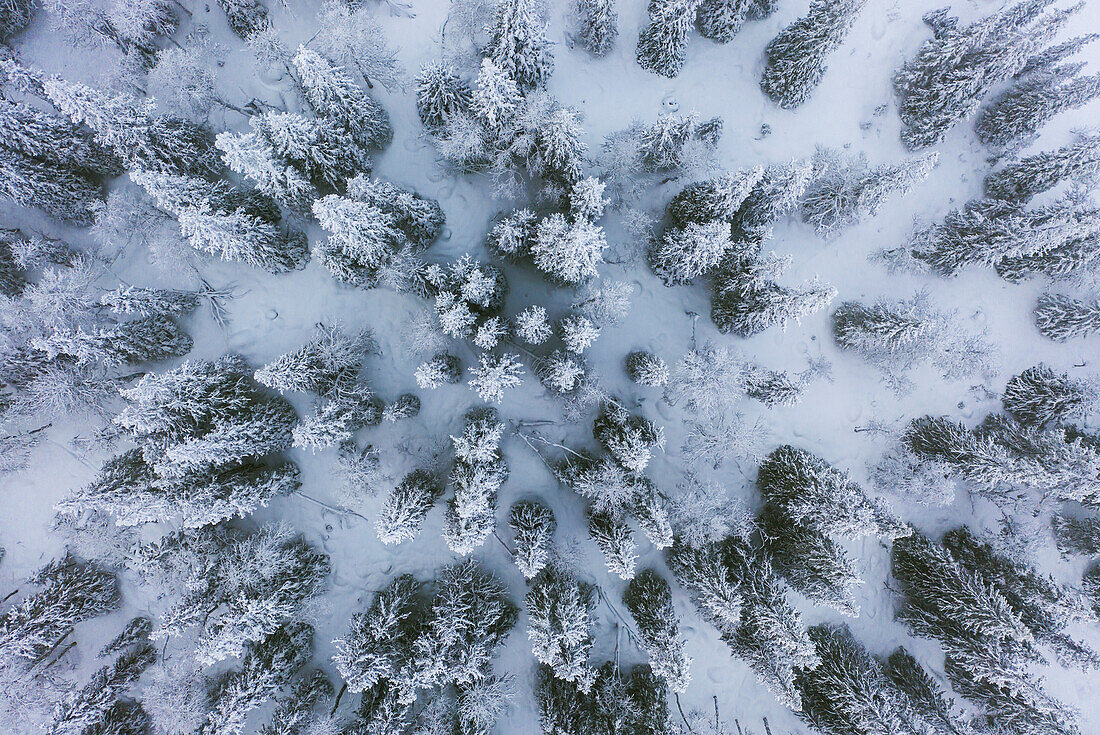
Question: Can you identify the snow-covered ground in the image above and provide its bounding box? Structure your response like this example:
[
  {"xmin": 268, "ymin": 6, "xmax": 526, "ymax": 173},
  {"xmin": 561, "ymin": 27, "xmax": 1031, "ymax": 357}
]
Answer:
[{"xmin": 3, "ymin": 0, "xmax": 1100, "ymax": 733}]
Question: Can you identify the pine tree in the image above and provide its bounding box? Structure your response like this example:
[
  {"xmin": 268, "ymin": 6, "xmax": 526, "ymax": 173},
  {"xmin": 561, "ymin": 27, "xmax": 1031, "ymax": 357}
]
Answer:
[
  {"xmin": 984, "ymin": 132, "xmax": 1100, "ymax": 203},
  {"xmin": 759, "ymin": 0, "xmax": 867, "ymax": 109},
  {"xmin": 588, "ymin": 509, "xmax": 637, "ymax": 579},
  {"xmin": 0, "ymin": 98, "xmax": 121, "ymax": 177},
  {"xmin": 907, "ymin": 198, "xmax": 1100, "ymax": 276},
  {"xmin": 576, "ymin": 0, "xmax": 618, "ymax": 57},
  {"xmin": 0, "ymin": 0, "xmax": 33, "ymax": 40},
  {"xmin": 100, "ymin": 285, "xmax": 199, "ymax": 317},
  {"xmin": 531, "ymin": 213, "xmax": 608, "ymax": 284},
  {"xmin": 636, "ymin": 0, "xmax": 704, "ymax": 78},
  {"xmin": 976, "ymin": 65, "xmax": 1100, "ymax": 151},
  {"xmin": 995, "ymin": 231, "xmax": 1100, "ymax": 283},
  {"xmin": 467, "ymin": 352, "xmax": 524, "ymax": 403},
  {"xmin": 292, "ymin": 46, "xmax": 392, "ymax": 151},
  {"xmin": 50, "ymin": 642, "xmax": 157, "ymax": 735},
  {"xmin": 1035, "ymin": 292, "xmax": 1100, "ymax": 341},
  {"xmin": 730, "ymin": 158, "xmax": 814, "ymax": 242},
  {"xmin": 259, "ymin": 670, "xmax": 332, "ymax": 735},
  {"xmin": 1002, "ymin": 364, "xmax": 1094, "ymax": 427},
  {"xmin": 884, "ymin": 647, "xmax": 974, "ymax": 735},
  {"xmin": 624, "ymin": 569, "xmax": 691, "ymax": 693},
  {"xmin": 514, "ymin": 304, "xmax": 553, "ymax": 345},
  {"xmin": 802, "ymin": 150, "xmax": 938, "ymax": 237},
  {"xmin": 795, "ymin": 625, "xmax": 922, "ymax": 735},
  {"xmin": 650, "ymin": 220, "xmax": 733, "ymax": 285},
  {"xmin": 625, "ymin": 350, "xmax": 669, "ymax": 387},
  {"xmin": 758, "ymin": 445, "xmax": 908, "ymax": 540},
  {"xmin": 43, "ymin": 75, "xmax": 219, "ymax": 176},
  {"xmin": 535, "ymin": 662, "xmax": 669, "ymax": 735},
  {"xmin": 333, "ymin": 574, "xmax": 421, "ymax": 692},
  {"xmin": 1052, "ymin": 514, "xmax": 1100, "ymax": 557},
  {"xmin": 666, "ymin": 536, "xmax": 745, "ymax": 633},
  {"xmin": 415, "ymin": 353, "xmax": 462, "ymax": 389},
  {"xmin": 712, "ymin": 277, "xmax": 836, "ymax": 337},
  {"xmin": 485, "ymin": 0, "xmax": 554, "ymax": 90},
  {"xmin": 526, "ymin": 564, "xmax": 597, "ymax": 690},
  {"xmin": 667, "ymin": 168, "xmax": 763, "ymax": 227},
  {"xmin": 415, "ymin": 61, "xmax": 472, "ymax": 131},
  {"xmin": 760, "ymin": 505, "xmax": 862, "ymax": 616},
  {"xmin": 0, "ymin": 555, "xmax": 119, "ymax": 663},
  {"xmin": 36, "ymin": 315, "xmax": 193, "ymax": 367},
  {"xmin": 486, "ymin": 208, "xmax": 538, "ymax": 259},
  {"xmin": 347, "ymin": 176, "xmax": 445, "ymax": 249},
  {"xmin": 470, "ymin": 57, "xmax": 523, "ymax": 137},
  {"xmin": 376, "ymin": 470, "xmax": 443, "ymax": 545},
  {"xmin": 696, "ymin": 0, "xmax": 752, "ymax": 44},
  {"xmin": 200, "ymin": 623, "xmax": 314, "ymax": 735},
  {"xmin": 0, "ymin": 148, "xmax": 102, "ymax": 225},
  {"xmin": 894, "ymin": 0, "xmax": 1079, "ymax": 149},
  {"xmin": 510, "ymin": 500, "xmax": 556, "ymax": 578}
]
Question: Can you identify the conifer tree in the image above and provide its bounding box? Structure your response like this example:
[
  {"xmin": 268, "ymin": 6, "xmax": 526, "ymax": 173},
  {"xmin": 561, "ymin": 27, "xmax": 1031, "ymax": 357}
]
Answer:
[
  {"xmin": 884, "ymin": 647, "xmax": 974, "ymax": 735},
  {"xmin": 218, "ymin": 0, "xmax": 268, "ymax": 40},
  {"xmin": 415, "ymin": 353, "xmax": 462, "ymax": 389},
  {"xmin": 536, "ymin": 662, "xmax": 669, "ymax": 735},
  {"xmin": 376, "ymin": 470, "xmax": 443, "ymax": 545},
  {"xmin": 1002, "ymin": 364, "xmax": 1095, "ymax": 427},
  {"xmin": 984, "ymin": 132, "xmax": 1100, "ymax": 203},
  {"xmin": 485, "ymin": 0, "xmax": 554, "ymax": 90},
  {"xmin": 636, "ymin": 0, "xmax": 704, "ymax": 78},
  {"xmin": 667, "ymin": 168, "xmax": 763, "ymax": 227},
  {"xmin": 292, "ymin": 46, "xmax": 392, "ymax": 152},
  {"xmin": 894, "ymin": 0, "xmax": 1079, "ymax": 149},
  {"xmin": 200, "ymin": 623, "xmax": 314, "ymax": 735},
  {"xmin": 696, "ymin": 0, "xmax": 752, "ymax": 44},
  {"xmin": 415, "ymin": 61, "xmax": 472, "ymax": 131},
  {"xmin": 730, "ymin": 158, "xmax": 814, "ymax": 243},
  {"xmin": 795, "ymin": 625, "xmax": 922, "ymax": 735},
  {"xmin": 50, "ymin": 642, "xmax": 157, "ymax": 735},
  {"xmin": 650, "ymin": 220, "xmax": 733, "ymax": 285},
  {"xmin": 576, "ymin": 0, "xmax": 618, "ymax": 56},
  {"xmin": 666, "ymin": 536, "xmax": 745, "ymax": 633},
  {"xmin": 0, "ymin": 0, "xmax": 33, "ymax": 40},
  {"xmin": 467, "ymin": 352, "xmax": 525, "ymax": 404},
  {"xmin": 470, "ymin": 56, "xmax": 523, "ymax": 137},
  {"xmin": 0, "ymin": 98, "xmax": 121, "ymax": 177},
  {"xmin": 36, "ymin": 314, "xmax": 193, "ymax": 367},
  {"xmin": 712, "ymin": 277, "xmax": 836, "ymax": 337},
  {"xmin": 43, "ymin": 76, "xmax": 219, "ymax": 176},
  {"xmin": 526, "ymin": 564, "xmax": 597, "ymax": 690},
  {"xmin": 1052, "ymin": 514, "xmax": 1100, "ymax": 557},
  {"xmin": 510, "ymin": 500, "xmax": 557, "ymax": 578},
  {"xmin": 347, "ymin": 176, "xmax": 445, "ymax": 249},
  {"xmin": 444, "ymin": 409, "xmax": 507, "ymax": 554},
  {"xmin": 759, "ymin": 0, "xmax": 867, "ymax": 109},
  {"xmin": 333, "ymin": 574, "xmax": 421, "ymax": 692},
  {"xmin": 588, "ymin": 509, "xmax": 637, "ymax": 580},
  {"xmin": 531, "ymin": 212, "xmax": 608, "ymax": 285},
  {"xmin": 626, "ymin": 350, "xmax": 669, "ymax": 387},
  {"xmin": 0, "ymin": 150, "xmax": 103, "ymax": 225},
  {"xmin": 802, "ymin": 150, "xmax": 938, "ymax": 237},
  {"xmin": 1035, "ymin": 292, "xmax": 1100, "ymax": 341},
  {"xmin": 976, "ymin": 64, "xmax": 1100, "ymax": 151},
  {"xmin": 100, "ymin": 285, "xmax": 199, "ymax": 317},
  {"xmin": 624, "ymin": 569, "xmax": 691, "ymax": 693},
  {"xmin": 259, "ymin": 670, "xmax": 332, "ymax": 735}
]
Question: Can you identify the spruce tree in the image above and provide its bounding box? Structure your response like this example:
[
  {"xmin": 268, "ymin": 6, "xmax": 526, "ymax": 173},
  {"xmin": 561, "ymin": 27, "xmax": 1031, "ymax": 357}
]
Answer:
[
  {"xmin": 666, "ymin": 536, "xmax": 745, "ymax": 633},
  {"xmin": 984, "ymin": 132, "xmax": 1100, "ymax": 203},
  {"xmin": 218, "ymin": 0, "xmax": 268, "ymax": 39},
  {"xmin": 470, "ymin": 56, "xmax": 523, "ymax": 137},
  {"xmin": 1052, "ymin": 514, "xmax": 1100, "ymax": 557},
  {"xmin": 593, "ymin": 401, "xmax": 664, "ymax": 475},
  {"xmin": 0, "ymin": 98, "xmax": 121, "ymax": 177},
  {"xmin": 536, "ymin": 662, "xmax": 669, "ymax": 735},
  {"xmin": 976, "ymin": 64, "xmax": 1100, "ymax": 151},
  {"xmin": 526, "ymin": 564, "xmax": 597, "ymax": 690},
  {"xmin": 730, "ymin": 158, "xmax": 814, "ymax": 242},
  {"xmin": 759, "ymin": 0, "xmax": 867, "ymax": 109},
  {"xmin": 415, "ymin": 61, "xmax": 472, "ymax": 131},
  {"xmin": 712, "ymin": 277, "xmax": 836, "ymax": 337},
  {"xmin": 0, "ymin": 0, "xmax": 32, "ymax": 40},
  {"xmin": 333, "ymin": 574, "xmax": 421, "ymax": 692},
  {"xmin": 894, "ymin": 1, "xmax": 1079, "ymax": 149},
  {"xmin": 444, "ymin": 409, "xmax": 507, "ymax": 554},
  {"xmin": 100, "ymin": 285, "xmax": 199, "ymax": 317},
  {"xmin": 576, "ymin": 0, "xmax": 618, "ymax": 56},
  {"xmin": 667, "ymin": 168, "xmax": 763, "ymax": 227},
  {"xmin": 636, "ymin": 0, "xmax": 704, "ymax": 78},
  {"xmin": 415, "ymin": 353, "xmax": 462, "ymax": 389},
  {"xmin": 35, "ymin": 315, "xmax": 193, "ymax": 367},
  {"xmin": 510, "ymin": 500, "xmax": 556, "ymax": 578},
  {"xmin": 485, "ymin": 0, "xmax": 554, "ymax": 90},
  {"xmin": 376, "ymin": 470, "xmax": 443, "ymax": 545},
  {"xmin": 995, "ymin": 232, "xmax": 1100, "ymax": 283},
  {"xmin": 1035, "ymin": 292, "xmax": 1100, "ymax": 341},
  {"xmin": 623, "ymin": 568, "xmax": 691, "ymax": 693},
  {"xmin": 696, "ymin": 0, "xmax": 752, "ymax": 44},
  {"xmin": 588, "ymin": 509, "xmax": 637, "ymax": 580},
  {"xmin": 292, "ymin": 46, "xmax": 392, "ymax": 152},
  {"xmin": 259, "ymin": 670, "xmax": 332, "ymax": 735},
  {"xmin": 650, "ymin": 220, "xmax": 733, "ymax": 285},
  {"xmin": 50, "ymin": 642, "xmax": 157, "ymax": 735},
  {"xmin": 1002, "ymin": 364, "xmax": 1094, "ymax": 427},
  {"xmin": 0, "ymin": 149, "xmax": 102, "ymax": 225},
  {"xmin": 884, "ymin": 647, "xmax": 974, "ymax": 735},
  {"xmin": 626, "ymin": 350, "xmax": 670, "ymax": 387},
  {"xmin": 531, "ymin": 212, "xmax": 608, "ymax": 285}
]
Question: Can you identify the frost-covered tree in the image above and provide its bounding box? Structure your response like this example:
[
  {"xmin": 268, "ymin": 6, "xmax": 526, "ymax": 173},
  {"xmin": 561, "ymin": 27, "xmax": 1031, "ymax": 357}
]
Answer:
[
  {"xmin": 623, "ymin": 569, "xmax": 691, "ymax": 693},
  {"xmin": 985, "ymin": 132, "xmax": 1100, "ymax": 203},
  {"xmin": 314, "ymin": 0, "xmax": 402, "ymax": 91},
  {"xmin": 695, "ymin": 0, "xmax": 753, "ymax": 44},
  {"xmin": 561, "ymin": 453, "xmax": 640, "ymax": 517},
  {"xmin": 50, "ymin": 641, "xmax": 156, "ymax": 735},
  {"xmin": 0, "ymin": 98, "xmax": 121, "ymax": 177},
  {"xmin": 759, "ymin": 504, "xmax": 862, "ymax": 616},
  {"xmin": 536, "ymin": 662, "xmax": 669, "ymax": 735},
  {"xmin": 832, "ymin": 292, "xmax": 996, "ymax": 391},
  {"xmin": 625, "ymin": 350, "xmax": 669, "ymax": 387},
  {"xmin": 0, "ymin": 148, "xmax": 103, "ymax": 225},
  {"xmin": 468, "ymin": 352, "xmax": 524, "ymax": 404},
  {"xmin": 200, "ymin": 623, "xmax": 314, "ymax": 735},
  {"xmin": 636, "ymin": 0, "xmax": 704, "ymax": 78},
  {"xmin": 884, "ymin": 648, "xmax": 974, "ymax": 735},
  {"xmin": 663, "ymin": 342, "xmax": 745, "ymax": 418},
  {"xmin": 485, "ymin": 0, "xmax": 554, "ymax": 90},
  {"xmin": 444, "ymin": 409, "xmax": 507, "ymax": 554},
  {"xmin": 131, "ymin": 170, "xmax": 306, "ymax": 273},
  {"xmin": 901, "ymin": 197, "xmax": 1100, "ymax": 277},
  {"xmin": 510, "ymin": 500, "xmax": 557, "ymax": 578},
  {"xmin": 802, "ymin": 150, "xmax": 938, "ymax": 237},
  {"xmin": 730, "ymin": 158, "xmax": 813, "ymax": 243},
  {"xmin": 349, "ymin": 176, "xmax": 446, "ymax": 249},
  {"xmin": 256, "ymin": 325, "xmax": 372, "ymax": 394},
  {"xmin": 259, "ymin": 670, "xmax": 332, "ymax": 735},
  {"xmin": 1052, "ymin": 514, "xmax": 1100, "ymax": 557},
  {"xmin": 537, "ymin": 349, "xmax": 587, "ymax": 394},
  {"xmin": 996, "ymin": 231, "xmax": 1100, "ymax": 284},
  {"xmin": 593, "ymin": 401, "xmax": 664, "ymax": 475},
  {"xmin": 1035, "ymin": 292, "xmax": 1100, "ymax": 341},
  {"xmin": 560, "ymin": 313, "xmax": 600, "ymax": 354},
  {"xmin": 43, "ymin": 75, "xmax": 218, "ymax": 176},
  {"xmin": 576, "ymin": 0, "xmax": 618, "ymax": 56},
  {"xmin": 333, "ymin": 574, "xmax": 421, "ymax": 692},
  {"xmin": 588, "ymin": 509, "xmax": 637, "ymax": 579},
  {"xmin": 531, "ymin": 212, "xmax": 607, "ymax": 285},
  {"xmin": 894, "ymin": 1, "xmax": 1079, "ymax": 150},
  {"xmin": 34, "ymin": 314, "xmax": 193, "ymax": 367},
  {"xmin": 637, "ymin": 111, "xmax": 720, "ymax": 173},
  {"xmin": 651, "ymin": 220, "xmax": 732, "ymax": 285},
  {"xmin": 976, "ymin": 64, "xmax": 1100, "ymax": 152},
  {"xmin": 759, "ymin": 0, "xmax": 867, "ymax": 109},
  {"xmin": 794, "ymin": 625, "xmax": 921, "ymax": 735},
  {"xmin": 0, "ymin": 0, "xmax": 33, "ymax": 40},
  {"xmin": 712, "ymin": 275, "xmax": 836, "ymax": 337},
  {"xmin": 758, "ymin": 445, "xmax": 908, "ymax": 540},
  {"xmin": 376, "ymin": 470, "xmax": 443, "ymax": 545},
  {"xmin": 292, "ymin": 46, "xmax": 392, "ymax": 152},
  {"xmin": 470, "ymin": 56, "xmax": 523, "ymax": 139},
  {"xmin": 155, "ymin": 524, "xmax": 329, "ymax": 666},
  {"xmin": 526, "ymin": 564, "xmax": 597, "ymax": 690},
  {"xmin": 511, "ymin": 94, "xmax": 588, "ymax": 189},
  {"xmin": 415, "ymin": 62, "xmax": 472, "ymax": 131},
  {"xmin": 486, "ymin": 208, "xmax": 538, "ymax": 259},
  {"xmin": 667, "ymin": 168, "xmax": 762, "ymax": 227},
  {"xmin": 415, "ymin": 353, "xmax": 462, "ymax": 389},
  {"xmin": 100, "ymin": 285, "xmax": 198, "ymax": 317},
  {"xmin": 217, "ymin": 0, "xmax": 267, "ymax": 39},
  {"xmin": 427, "ymin": 255, "xmax": 506, "ymax": 343},
  {"xmin": 514, "ymin": 304, "xmax": 552, "ymax": 345},
  {"xmin": 1002, "ymin": 364, "xmax": 1095, "ymax": 427},
  {"xmin": 0, "ymin": 555, "xmax": 119, "ymax": 663}
]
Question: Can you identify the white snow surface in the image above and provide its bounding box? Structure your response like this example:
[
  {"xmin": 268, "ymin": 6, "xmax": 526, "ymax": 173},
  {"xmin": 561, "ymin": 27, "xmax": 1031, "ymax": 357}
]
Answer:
[{"xmin": 3, "ymin": 0, "xmax": 1100, "ymax": 733}]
